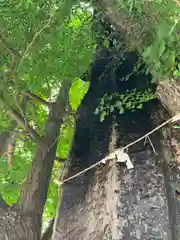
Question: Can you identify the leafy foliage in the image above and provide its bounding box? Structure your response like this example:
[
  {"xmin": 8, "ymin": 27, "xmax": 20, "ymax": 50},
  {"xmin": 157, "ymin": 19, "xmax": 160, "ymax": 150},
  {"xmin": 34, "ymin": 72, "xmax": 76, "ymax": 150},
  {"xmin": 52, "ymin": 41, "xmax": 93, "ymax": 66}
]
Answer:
[
  {"xmin": 95, "ymin": 89, "xmax": 155, "ymax": 122},
  {"xmin": 43, "ymin": 77, "xmax": 89, "ymax": 225},
  {"xmin": 0, "ymin": 0, "xmax": 95, "ymax": 228},
  {"xmin": 173, "ymin": 63, "xmax": 180, "ymax": 79},
  {"xmin": 69, "ymin": 77, "xmax": 90, "ymax": 111},
  {"xmin": 1, "ymin": 1, "xmax": 95, "ymax": 98},
  {"xmin": 0, "ymin": 138, "xmax": 35, "ymax": 205},
  {"xmin": 114, "ymin": 0, "xmax": 180, "ymax": 80}
]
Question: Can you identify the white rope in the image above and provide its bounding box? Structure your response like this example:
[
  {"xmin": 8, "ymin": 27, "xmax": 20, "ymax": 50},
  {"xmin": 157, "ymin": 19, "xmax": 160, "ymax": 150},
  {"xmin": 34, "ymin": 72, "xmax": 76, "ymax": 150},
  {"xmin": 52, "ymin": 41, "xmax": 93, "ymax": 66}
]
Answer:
[{"xmin": 55, "ymin": 113, "xmax": 180, "ymax": 186}]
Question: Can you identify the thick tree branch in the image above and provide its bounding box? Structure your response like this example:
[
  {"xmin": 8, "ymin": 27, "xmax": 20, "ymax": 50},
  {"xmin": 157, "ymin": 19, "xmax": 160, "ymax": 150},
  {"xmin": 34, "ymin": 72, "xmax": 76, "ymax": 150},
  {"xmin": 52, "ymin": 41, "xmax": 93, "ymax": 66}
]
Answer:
[
  {"xmin": 23, "ymin": 91, "xmax": 51, "ymax": 107},
  {"xmin": 0, "ymin": 96, "xmax": 45, "ymax": 150},
  {"xmin": 19, "ymin": 81, "xmax": 72, "ymax": 217},
  {"xmin": 0, "ymin": 193, "xmax": 9, "ymax": 210},
  {"xmin": 0, "ymin": 96, "xmax": 28, "ymax": 167},
  {"xmin": 95, "ymin": 0, "xmax": 129, "ymax": 41},
  {"xmin": 94, "ymin": 0, "xmax": 151, "ymax": 50},
  {"xmin": 41, "ymin": 219, "xmax": 55, "ymax": 240}
]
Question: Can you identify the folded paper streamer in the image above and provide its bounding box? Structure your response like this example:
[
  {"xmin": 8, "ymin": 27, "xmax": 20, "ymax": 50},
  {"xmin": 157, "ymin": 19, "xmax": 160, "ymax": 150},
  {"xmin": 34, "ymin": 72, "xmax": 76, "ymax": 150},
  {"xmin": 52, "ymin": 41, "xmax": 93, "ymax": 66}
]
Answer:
[{"xmin": 101, "ymin": 149, "xmax": 134, "ymax": 170}]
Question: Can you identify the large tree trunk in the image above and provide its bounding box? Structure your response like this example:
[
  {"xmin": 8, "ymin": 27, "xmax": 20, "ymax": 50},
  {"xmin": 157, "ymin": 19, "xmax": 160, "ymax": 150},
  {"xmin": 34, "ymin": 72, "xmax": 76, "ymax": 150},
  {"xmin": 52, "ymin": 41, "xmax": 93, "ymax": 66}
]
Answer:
[
  {"xmin": 53, "ymin": 51, "xmax": 176, "ymax": 239},
  {"xmin": 53, "ymin": 100, "xmax": 171, "ymax": 239},
  {"xmin": 0, "ymin": 84, "xmax": 70, "ymax": 240},
  {"xmin": 53, "ymin": 90, "xmax": 180, "ymax": 239},
  {"xmin": 153, "ymin": 104, "xmax": 180, "ymax": 240}
]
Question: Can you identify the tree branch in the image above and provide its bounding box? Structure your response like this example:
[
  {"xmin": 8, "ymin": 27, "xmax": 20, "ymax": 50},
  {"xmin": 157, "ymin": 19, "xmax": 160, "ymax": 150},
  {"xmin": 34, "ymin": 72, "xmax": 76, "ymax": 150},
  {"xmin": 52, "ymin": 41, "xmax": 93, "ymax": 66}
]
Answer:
[
  {"xmin": 23, "ymin": 91, "xmax": 51, "ymax": 107},
  {"xmin": 41, "ymin": 219, "xmax": 55, "ymax": 240},
  {"xmin": 0, "ymin": 192, "xmax": 9, "ymax": 210},
  {"xmin": 0, "ymin": 34, "xmax": 20, "ymax": 58},
  {"xmin": 19, "ymin": 82, "xmax": 72, "ymax": 216},
  {"xmin": 0, "ymin": 96, "xmax": 45, "ymax": 150},
  {"xmin": 0, "ymin": 96, "xmax": 28, "ymax": 167}
]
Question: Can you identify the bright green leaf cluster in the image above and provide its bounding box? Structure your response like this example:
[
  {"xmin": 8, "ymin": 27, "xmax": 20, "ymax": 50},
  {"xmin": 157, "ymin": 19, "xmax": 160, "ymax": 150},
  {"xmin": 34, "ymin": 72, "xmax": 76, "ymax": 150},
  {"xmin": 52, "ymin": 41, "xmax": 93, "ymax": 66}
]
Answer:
[
  {"xmin": 95, "ymin": 89, "xmax": 155, "ymax": 122},
  {"xmin": 69, "ymin": 77, "xmax": 89, "ymax": 111}
]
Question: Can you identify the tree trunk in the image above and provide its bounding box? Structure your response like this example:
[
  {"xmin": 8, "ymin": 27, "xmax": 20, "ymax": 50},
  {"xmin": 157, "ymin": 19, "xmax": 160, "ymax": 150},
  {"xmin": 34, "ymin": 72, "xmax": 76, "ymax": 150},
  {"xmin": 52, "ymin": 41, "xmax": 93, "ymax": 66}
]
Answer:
[
  {"xmin": 53, "ymin": 51, "xmax": 175, "ymax": 239},
  {"xmin": 53, "ymin": 103, "xmax": 172, "ymax": 239},
  {"xmin": 156, "ymin": 80, "xmax": 180, "ymax": 116},
  {"xmin": 153, "ymin": 105, "xmax": 180, "ymax": 240},
  {"xmin": 0, "ymin": 207, "xmax": 41, "ymax": 240},
  {"xmin": 0, "ymin": 84, "xmax": 70, "ymax": 240},
  {"xmin": 155, "ymin": 80, "xmax": 180, "ymax": 240}
]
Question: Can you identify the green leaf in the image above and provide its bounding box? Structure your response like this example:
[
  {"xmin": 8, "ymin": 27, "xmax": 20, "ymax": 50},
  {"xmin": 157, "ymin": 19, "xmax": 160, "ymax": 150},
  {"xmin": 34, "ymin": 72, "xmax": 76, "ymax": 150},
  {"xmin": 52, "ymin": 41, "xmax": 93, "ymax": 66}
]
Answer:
[
  {"xmin": 129, "ymin": 0, "xmax": 135, "ymax": 13},
  {"xmin": 158, "ymin": 40, "xmax": 165, "ymax": 57},
  {"xmin": 110, "ymin": 105, "xmax": 114, "ymax": 112},
  {"xmin": 137, "ymin": 103, "xmax": 143, "ymax": 109},
  {"xmin": 168, "ymin": 50, "xmax": 176, "ymax": 69},
  {"xmin": 119, "ymin": 94, "xmax": 124, "ymax": 100},
  {"xmin": 157, "ymin": 23, "xmax": 169, "ymax": 40},
  {"xmin": 100, "ymin": 98, "xmax": 104, "ymax": 105},
  {"xmin": 116, "ymin": 101, "xmax": 122, "ymax": 108},
  {"xmin": 145, "ymin": 68, "xmax": 150, "ymax": 75},
  {"xmin": 151, "ymin": 77, "xmax": 157, "ymax": 83},
  {"xmin": 94, "ymin": 108, "xmax": 99, "ymax": 115},
  {"xmin": 100, "ymin": 111, "xmax": 106, "ymax": 122},
  {"xmin": 103, "ymin": 39, "xmax": 109, "ymax": 48},
  {"xmin": 108, "ymin": 95, "xmax": 113, "ymax": 101},
  {"xmin": 69, "ymin": 78, "xmax": 89, "ymax": 111},
  {"xmin": 119, "ymin": 107, "xmax": 124, "ymax": 114},
  {"xmin": 125, "ymin": 102, "xmax": 131, "ymax": 108}
]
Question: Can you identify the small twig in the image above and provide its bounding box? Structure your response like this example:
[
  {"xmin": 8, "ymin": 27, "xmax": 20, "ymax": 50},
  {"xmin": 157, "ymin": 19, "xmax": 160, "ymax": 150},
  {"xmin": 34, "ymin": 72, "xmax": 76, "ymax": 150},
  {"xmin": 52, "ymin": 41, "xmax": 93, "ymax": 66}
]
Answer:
[
  {"xmin": 23, "ymin": 91, "xmax": 51, "ymax": 107},
  {"xmin": 13, "ymin": 95, "xmax": 28, "ymax": 126},
  {"xmin": 144, "ymin": 136, "xmax": 158, "ymax": 155},
  {"xmin": 169, "ymin": 14, "xmax": 180, "ymax": 35},
  {"xmin": 0, "ymin": 96, "xmax": 45, "ymax": 150}
]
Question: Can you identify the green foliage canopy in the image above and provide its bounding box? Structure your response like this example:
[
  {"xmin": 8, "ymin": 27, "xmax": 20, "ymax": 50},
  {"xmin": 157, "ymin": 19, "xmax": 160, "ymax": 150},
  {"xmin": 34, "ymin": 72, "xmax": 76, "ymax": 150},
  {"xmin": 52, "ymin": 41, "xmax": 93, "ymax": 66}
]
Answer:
[
  {"xmin": 98, "ymin": 0, "xmax": 180, "ymax": 80},
  {"xmin": 0, "ymin": 0, "xmax": 95, "ymax": 225}
]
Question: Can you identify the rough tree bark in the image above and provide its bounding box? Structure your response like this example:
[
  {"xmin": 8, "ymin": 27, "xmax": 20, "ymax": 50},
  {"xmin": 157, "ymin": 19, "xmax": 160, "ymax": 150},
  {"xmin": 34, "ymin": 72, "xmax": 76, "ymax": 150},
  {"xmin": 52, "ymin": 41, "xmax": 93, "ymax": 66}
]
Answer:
[
  {"xmin": 156, "ymin": 80, "xmax": 180, "ymax": 116},
  {"xmin": 54, "ymin": 2, "xmax": 180, "ymax": 239},
  {"xmin": 53, "ymin": 49, "xmax": 173, "ymax": 239},
  {"xmin": 0, "ymin": 82, "xmax": 71, "ymax": 240}
]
